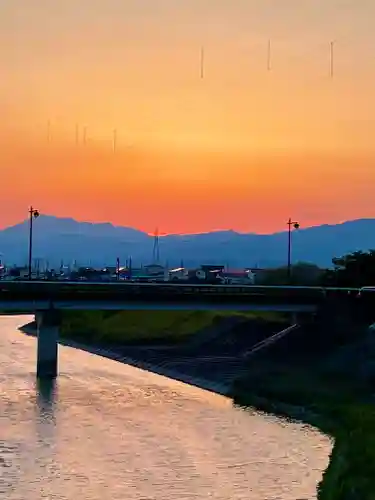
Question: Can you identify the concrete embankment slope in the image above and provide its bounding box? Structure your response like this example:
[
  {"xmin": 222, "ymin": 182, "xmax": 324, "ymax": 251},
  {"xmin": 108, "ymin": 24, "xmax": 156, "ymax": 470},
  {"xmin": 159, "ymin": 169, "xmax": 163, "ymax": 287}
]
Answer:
[
  {"xmin": 20, "ymin": 314, "xmax": 289, "ymax": 395},
  {"xmin": 231, "ymin": 308, "xmax": 375, "ymax": 500},
  {"xmin": 88, "ymin": 316, "xmax": 290, "ymax": 391}
]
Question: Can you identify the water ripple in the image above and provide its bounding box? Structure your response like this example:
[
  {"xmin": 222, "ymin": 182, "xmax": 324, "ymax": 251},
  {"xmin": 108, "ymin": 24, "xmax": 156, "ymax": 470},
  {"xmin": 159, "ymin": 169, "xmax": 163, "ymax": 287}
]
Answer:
[{"xmin": 0, "ymin": 316, "xmax": 332, "ymax": 499}]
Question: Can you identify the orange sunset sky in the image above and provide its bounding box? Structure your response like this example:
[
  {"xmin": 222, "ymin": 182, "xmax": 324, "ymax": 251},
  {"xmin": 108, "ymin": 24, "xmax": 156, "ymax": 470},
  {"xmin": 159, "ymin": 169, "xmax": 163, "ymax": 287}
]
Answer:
[{"xmin": 1, "ymin": 0, "xmax": 375, "ymax": 234}]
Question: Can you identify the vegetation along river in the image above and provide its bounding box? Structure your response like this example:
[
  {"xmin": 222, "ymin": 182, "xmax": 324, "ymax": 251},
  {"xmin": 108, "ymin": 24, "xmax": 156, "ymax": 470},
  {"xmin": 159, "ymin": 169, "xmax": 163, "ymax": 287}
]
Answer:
[{"xmin": 0, "ymin": 316, "xmax": 332, "ymax": 499}]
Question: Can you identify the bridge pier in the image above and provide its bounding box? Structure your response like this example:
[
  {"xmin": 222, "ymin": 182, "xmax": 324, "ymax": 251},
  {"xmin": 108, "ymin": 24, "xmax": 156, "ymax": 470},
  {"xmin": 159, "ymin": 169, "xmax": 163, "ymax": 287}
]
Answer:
[{"xmin": 36, "ymin": 309, "xmax": 61, "ymax": 379}]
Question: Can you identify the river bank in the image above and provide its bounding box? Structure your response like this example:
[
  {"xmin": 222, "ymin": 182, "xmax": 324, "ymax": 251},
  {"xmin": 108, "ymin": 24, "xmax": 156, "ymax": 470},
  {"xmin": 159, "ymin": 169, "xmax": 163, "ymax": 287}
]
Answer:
[
  {"xmin": 21, "ymin": 320, "xmax": 232, "ymax": 395},
  {"xmin": 22, "ymin": 308, "xmax": 375, "ymax": 498},
  {"xmin": 59, "ymin": 309, "xmax": 287, "ymax": 345},
  {"xmin": 4, "ymin": 315, "xmax": 332, "ymax": 500},
  {"xmin": 22, "ymin": 310, "xmax": 288, "ymax": 395},
  {"xmin": 231, "ymin": 313, "xmax": 375, "ymax": 499}
]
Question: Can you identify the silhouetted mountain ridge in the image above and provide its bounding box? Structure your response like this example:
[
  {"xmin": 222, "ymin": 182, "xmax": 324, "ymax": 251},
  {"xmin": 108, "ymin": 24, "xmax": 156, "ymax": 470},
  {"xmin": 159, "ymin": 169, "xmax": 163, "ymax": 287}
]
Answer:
[{"xmin": 1, "ymin": 215, "xmax": 375, "ymax": 268}]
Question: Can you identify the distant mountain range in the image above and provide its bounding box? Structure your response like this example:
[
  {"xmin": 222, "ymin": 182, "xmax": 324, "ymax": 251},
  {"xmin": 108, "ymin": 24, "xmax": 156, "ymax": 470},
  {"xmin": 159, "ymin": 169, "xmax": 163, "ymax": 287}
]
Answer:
[{"xmin": 1, "ymin": 215, "xmax": 375, "ymax": 269}]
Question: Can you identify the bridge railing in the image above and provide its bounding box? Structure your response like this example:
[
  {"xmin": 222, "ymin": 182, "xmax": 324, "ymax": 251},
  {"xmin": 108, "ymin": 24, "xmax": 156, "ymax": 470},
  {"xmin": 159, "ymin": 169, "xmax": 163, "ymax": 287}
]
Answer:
[{"xmin": 0, "ymin": 281, "xmax": 359, "ymax": 305}]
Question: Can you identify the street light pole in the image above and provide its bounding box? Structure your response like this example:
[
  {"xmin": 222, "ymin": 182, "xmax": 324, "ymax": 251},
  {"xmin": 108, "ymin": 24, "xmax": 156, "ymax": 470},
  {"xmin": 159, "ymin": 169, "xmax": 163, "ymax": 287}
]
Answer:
[
  {"xmin": 287, "ymin": 217, "xmax": 300, "ymax": 283},
  {"xmin": 28, "ymin": 206, "xmax": 40, "ymax": 280},
  {"xmin": 116, "ymin": 257, "xmax": 120, "ymax": 281}
]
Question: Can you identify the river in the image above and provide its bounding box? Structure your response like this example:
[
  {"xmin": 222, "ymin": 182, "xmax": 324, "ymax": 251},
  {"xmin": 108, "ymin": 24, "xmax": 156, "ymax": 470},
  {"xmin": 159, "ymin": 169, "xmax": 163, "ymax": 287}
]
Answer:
[{"xmin": 0, "ymin": 315, "xmax": 331, "ymax": 499}]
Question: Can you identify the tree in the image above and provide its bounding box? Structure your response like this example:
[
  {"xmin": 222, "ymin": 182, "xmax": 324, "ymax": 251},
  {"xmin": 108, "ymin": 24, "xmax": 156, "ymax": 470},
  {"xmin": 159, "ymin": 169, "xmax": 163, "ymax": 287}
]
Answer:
[
  {"xmin": 321, "ymin": 250, "xmax": 375, "ymax": 287},
  {"xmin": 258, "ymin": 262, "xmax": 323, "ymax": 286}
]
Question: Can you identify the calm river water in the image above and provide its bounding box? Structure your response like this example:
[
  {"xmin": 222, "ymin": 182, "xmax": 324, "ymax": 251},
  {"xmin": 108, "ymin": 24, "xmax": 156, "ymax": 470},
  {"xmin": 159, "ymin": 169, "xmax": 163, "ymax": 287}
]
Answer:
[{"xmin": 0, "ymin": 316, "xmax": 332, "ymax": 499}]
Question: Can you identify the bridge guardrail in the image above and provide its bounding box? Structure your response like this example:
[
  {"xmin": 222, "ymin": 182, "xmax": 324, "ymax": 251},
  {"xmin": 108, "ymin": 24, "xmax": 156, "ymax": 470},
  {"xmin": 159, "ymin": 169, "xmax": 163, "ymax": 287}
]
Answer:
[{"xmin": 0, "ymin": 281, "xmax": 360, "ymax": 305}]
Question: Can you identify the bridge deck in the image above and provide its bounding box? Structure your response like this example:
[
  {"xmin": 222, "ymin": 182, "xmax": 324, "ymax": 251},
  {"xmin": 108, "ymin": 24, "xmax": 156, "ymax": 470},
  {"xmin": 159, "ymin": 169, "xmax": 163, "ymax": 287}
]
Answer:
[
  {"xmin": 0, "ymin": 281, "xmax": 359, "ymax": 313},
  {"xmin": 0, "ymin": 300, "xmax": 318, "ymax": 313}
]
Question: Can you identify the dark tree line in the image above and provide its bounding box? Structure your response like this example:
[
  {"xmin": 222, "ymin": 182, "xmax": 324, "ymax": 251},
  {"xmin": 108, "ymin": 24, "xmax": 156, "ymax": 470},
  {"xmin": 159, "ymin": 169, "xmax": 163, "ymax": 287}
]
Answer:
[
  {"xmin": 257, "ymin": 250, "xmax": 375, "ymax": 287},
  {"xmin": 322, "ymin": 250, "xmax": 375, "ymax": 287},
  {"xmin": 257, "ymin": 262, "xmax": 323, "ymax": 286}
]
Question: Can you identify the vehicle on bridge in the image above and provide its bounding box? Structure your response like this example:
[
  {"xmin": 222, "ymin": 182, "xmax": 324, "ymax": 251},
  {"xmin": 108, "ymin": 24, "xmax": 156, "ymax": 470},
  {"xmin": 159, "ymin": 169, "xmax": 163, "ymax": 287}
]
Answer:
[{"xmin": 175, "ymin": 265, "xmax": 254, "ymax": 285}]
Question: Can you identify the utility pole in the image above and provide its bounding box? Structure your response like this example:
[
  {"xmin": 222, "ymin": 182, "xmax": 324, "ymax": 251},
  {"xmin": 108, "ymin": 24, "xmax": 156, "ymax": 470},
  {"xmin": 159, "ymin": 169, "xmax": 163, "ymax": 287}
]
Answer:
[
  {"xmin": 200, "ymin": 46, "xmax": 205, "ymax": 79},
  {"xmin": 129, "ymin": 256, "xmax": 132, "ymax": 281},
  {"xmin": 116, "ymin": 257, "xmax": 120, "ymax": 281},
  {"xmin": 28, "ymin": 207, "xmax": 40, "ymax": 280},
  {"xmin": 287, "ymin": 218, "xmax": 300, "ymax": 283},
  {"xmin": 267, "ymin": 39, "xmax": 271, "ymax": 71},
  {"xmin": 330, "ymin": 40, "xmax": 335, "ymax": 78},
  {"xmin": 153, "ymin": 228, "xmax": 160, "ymax": 263}
]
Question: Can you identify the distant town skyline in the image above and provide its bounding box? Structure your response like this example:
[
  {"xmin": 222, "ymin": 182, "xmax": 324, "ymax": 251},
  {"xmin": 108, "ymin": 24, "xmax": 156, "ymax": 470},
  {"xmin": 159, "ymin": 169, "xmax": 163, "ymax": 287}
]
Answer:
[
  {"xmin": 1, "ymin": 214, "xmax": 375, "ymax": 270},
  {"xmin": 2, "ymin": 1, "xmax": 375, "ymax": 233}
]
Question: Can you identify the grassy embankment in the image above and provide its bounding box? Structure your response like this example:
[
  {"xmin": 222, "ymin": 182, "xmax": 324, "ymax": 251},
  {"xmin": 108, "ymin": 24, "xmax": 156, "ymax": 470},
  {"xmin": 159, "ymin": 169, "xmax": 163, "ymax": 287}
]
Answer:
[
  {"xmin": 56, "ymin": 308, "xmax": 375, "ymax": 496},
  {"xmin": 231, "ymin": 311, "xmax": 375, "ymax": 499},
  {"xmin": 56, "ymin": 308, "xmax": 375, "ymax": 497},
  {"xmin": 59, "ymin": 309, "xmax": 287, "ymax": 346}
]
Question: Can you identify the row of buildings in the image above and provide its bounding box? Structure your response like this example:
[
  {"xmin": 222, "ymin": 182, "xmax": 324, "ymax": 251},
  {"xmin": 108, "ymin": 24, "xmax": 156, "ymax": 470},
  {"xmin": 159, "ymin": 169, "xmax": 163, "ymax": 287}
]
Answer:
[{"xmin": 2, "ymin": 263, "xmax": 256, "ymax": 284}]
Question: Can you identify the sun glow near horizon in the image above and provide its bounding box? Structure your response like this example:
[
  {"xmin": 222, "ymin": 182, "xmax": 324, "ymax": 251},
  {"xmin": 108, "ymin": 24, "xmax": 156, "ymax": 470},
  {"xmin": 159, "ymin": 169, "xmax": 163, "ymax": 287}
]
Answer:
[{"xmin": 2, "ymin": 0, "xmax": 375, "ymax": 234}]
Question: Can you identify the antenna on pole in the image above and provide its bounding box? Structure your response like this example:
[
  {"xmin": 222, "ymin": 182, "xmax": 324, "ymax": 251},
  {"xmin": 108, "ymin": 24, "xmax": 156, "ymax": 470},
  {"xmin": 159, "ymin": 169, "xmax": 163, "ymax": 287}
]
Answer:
[
  {"xmin": 200, "ymin": 46, "xmax": 205, "ymax": 79},
  {"xmin": 330, "ymin": 40, "xmax": 335, "ymax": 78},
  {"xmin": 267, "ymin": 39, "xmax": 271, "ymax": 71}
]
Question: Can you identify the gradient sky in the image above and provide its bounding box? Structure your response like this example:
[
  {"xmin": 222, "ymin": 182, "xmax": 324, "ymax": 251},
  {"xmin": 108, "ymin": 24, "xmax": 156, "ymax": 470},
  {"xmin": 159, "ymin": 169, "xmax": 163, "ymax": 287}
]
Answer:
[{"xmin": 2, "ymin": 0, "xmax": 375, "ymax": 234}]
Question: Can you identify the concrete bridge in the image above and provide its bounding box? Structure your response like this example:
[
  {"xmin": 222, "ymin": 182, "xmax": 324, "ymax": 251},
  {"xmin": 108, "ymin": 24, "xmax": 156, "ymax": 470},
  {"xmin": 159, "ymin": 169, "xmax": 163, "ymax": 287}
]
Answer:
[{"xmin": 0, "ymin": 281, "xmax": 360, "ymax": 379}]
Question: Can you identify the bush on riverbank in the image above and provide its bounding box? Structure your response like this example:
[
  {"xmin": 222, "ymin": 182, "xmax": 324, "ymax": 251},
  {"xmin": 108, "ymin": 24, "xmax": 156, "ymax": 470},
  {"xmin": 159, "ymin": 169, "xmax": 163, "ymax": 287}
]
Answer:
[
  {"xmin": 59, "ymin": 310, "xmax": 287, "ymax": 346},
  {"xmin": 230, "ymin": 315, "xmax": 375, "ymax": 499}
]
